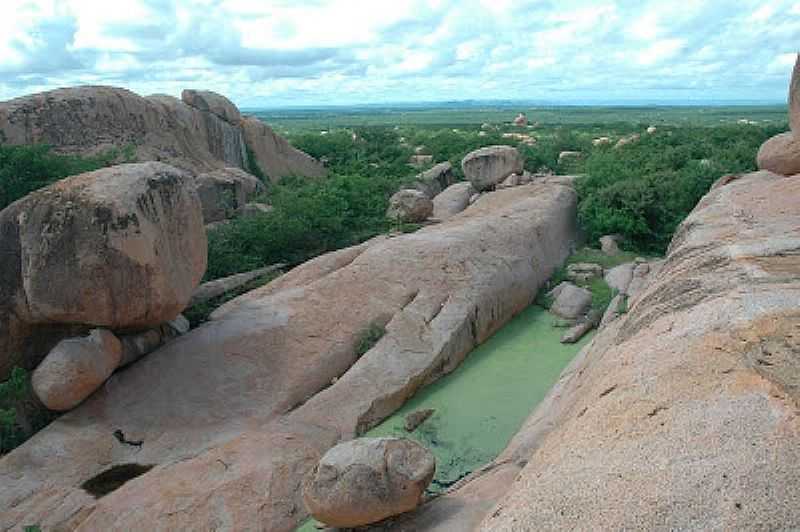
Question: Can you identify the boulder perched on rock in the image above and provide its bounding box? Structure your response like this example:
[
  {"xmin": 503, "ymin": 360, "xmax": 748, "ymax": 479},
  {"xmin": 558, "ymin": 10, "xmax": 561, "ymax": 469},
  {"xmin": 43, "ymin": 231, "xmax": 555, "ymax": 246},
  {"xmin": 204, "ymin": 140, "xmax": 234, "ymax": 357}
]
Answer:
[
  {"xmin": 756, "ymin": 132, "xmax": 800, "ymax": 176},
  {"xmin": 181, "ymin": 89, "xmax": 241, "ymax": 124},
  {"xmin": 566, "ymin": 262, "xmax": 603, "ymax": 283},
  {"xmin": 413, "ymin": 162, "xmax": 455, "ymax": 199},
  {"xmin": 32, "ymin": 329, "xmax": 122, "ymax": 411},
  {"xmin": 303, "ymin": 437, "xmax": 435, "ymax": 528},
  {"xmin": 387, "ymin": 189, "xmax": 434, "ymax": 223},
  {"xmin": 432, "ymin": 182, "xmax": 475, "ymax": 220},
  {"xmin": 240, "ymin": 116, "xmax": 327, "ymax": 182},
  {"xmin": 195, "ymin": 167, "xmax": 263, "ymax": 223},
  {"xmin": 462, "ymin": 145, "xmax": 524, "ymax": 191},
  {"xmin": 0, "ymin": 162, "xmax": 206, "ymax": 378},
  {"xmin": 549, "ymin": 282, "xmax": 592, "ymax": 320}
]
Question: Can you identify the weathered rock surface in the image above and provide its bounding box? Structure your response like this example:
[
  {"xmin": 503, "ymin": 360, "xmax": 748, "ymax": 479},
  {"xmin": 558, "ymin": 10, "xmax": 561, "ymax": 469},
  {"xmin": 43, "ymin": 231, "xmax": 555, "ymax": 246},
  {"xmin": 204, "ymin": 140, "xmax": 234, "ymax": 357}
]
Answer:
[
  {"xmin": 413, "ymin": 162, "xmax": 456, "ymax": 199},
  {"xmin": 188, "ymin": 264, "xmax": 285, "ymax": 307},
  {"xmin": 432, "ymin": 182, "xmax": 475, "ymax": 221},
  {"xmin": 0, "ymin": 162, "xmax": 206, "ymax": 379},
  {"xmin": 378, "ymin": 169, "xmax": 800, "ymax": 531},
  {"xmin": 566, "ymin": 262, "xmax": 602, "ymax": 283},
  {"xmin": 604, "ymin": 262, "xmax": 634, "ymax": 294},
  {"xmin": 181, "ymin": 89, "xmax": 241, "ymax": 125},
  {"xmin": 790, "ymin": 54, "xmax": 799, "ymax": 135},
  {"xmin": 31, "ymin": 329, "xmax": 122, "ymax": 411},
  {"xmin": 118, "ymin": 316, "xmax": 190, "ymax": 368},
  {"xmin": 599, "ymin": 234, "xmax": 622, "ymax": 255},
  {"xmin": 549, "ymin": 283, "xmax": 592, "ymax": 319},
  {"xmin": 240, "ymin": 116, "xmax": 327, "ymax": 182},
  {"xmin": 756, "ymin": 132, "xmax": 800, "ymax": 176},
  {"xmin": 303, "ymin": 437, "xmax": 435, "ymax": 528},
  {"xmin": 560, "ymin": 310, "xmax": 600, "ymax": 344},
  {"xmin": 0, "ymin": 180, "xmax": 577, "ymax": 531},
  {"xmin": 195, "ymin": 167, "xmax": 264, "ymax": 223},
  {"xmin": 462, "ymin": 146, "xmax": 523, "ymax": 191},
  {"xmin": 386, "ymin": 189, "xmax": 434, "ymax": 223}
]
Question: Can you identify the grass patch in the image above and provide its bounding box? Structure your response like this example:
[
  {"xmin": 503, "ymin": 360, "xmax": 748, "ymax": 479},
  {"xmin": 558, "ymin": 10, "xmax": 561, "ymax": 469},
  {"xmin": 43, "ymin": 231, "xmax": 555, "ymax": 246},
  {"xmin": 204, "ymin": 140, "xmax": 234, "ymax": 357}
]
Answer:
[{"xmin": 355, "ymin": 322, "xmax": 387, "ymax": 358}]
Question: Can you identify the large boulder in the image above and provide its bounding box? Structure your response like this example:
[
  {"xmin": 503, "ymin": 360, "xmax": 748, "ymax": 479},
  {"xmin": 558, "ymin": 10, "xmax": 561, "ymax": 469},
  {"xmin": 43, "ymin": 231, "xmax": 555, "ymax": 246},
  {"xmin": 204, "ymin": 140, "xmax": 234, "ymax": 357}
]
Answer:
[
  {"xmin": 303, "ymin": 437, "xmax": 435, "ymax": 528},
  {"xmin": 386, "ymin": 189, "xmax": 434, "ymax": 223},
  {"xmin": 604, "ymin": 262, "xmax": 635, "ymax": 294},
  {"xmin": 549, "ymin": 282, "xmax": 592, "ymax": 320},
  {"xmin": 31, "ymin": 329, "xmax": 122, "ymax": 412},
  {"xmin": 756, "ymin": 132, "xmax": 800, "ymax": 176},
  {"xmin": 413, "ymin": 162, "xmax": 455, "ymax": 199},
  {"xmin": 181, "ymin": 89, "xmax": 241, "ymax": 124},
  {"xmin": 240, "ymin": 116, "xmax": 326, "ymax": 182},
  {"xmin": 461, "ymin": 145, "xmax": 523, "ymax": 191},
  {"xmin": 0, "ymin": 180, "xmax": 577, "ymax": 531},
  {"xmin": 0, "ymin": 162, "xmax": 206, "ymax": 378},
  {"xmin": 432, "ymin": 182, "xmax": 475, "ymax": 220}
]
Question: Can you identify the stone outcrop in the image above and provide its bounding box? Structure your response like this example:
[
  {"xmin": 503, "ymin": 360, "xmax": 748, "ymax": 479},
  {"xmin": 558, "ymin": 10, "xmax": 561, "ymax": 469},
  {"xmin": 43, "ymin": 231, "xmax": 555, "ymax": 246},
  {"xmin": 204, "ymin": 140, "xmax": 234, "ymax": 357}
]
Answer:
[
  {"xmin": 31, "ymin": 329, "xmax": 122, "ymax": 411},
  {"xmin": 413, "ymin": 162, "xmax": 455, "ymax": 199},
  {"xmin": 386, "ymin": 189, "xmax": 434, "ymax": 223},
  {"xmin": 379, "ymin": 169, "xmax": 800, "ymax": 531},
  {"xmin": 0, "ymin": 85, "xmax": 324, "ymax": 182},
  {"xmin": 432, "ymin": 182, "xmax": 475, "ymax": 221},
  {"xmin": 303, "ymin": 437, "xmax": 435, "ymax": 528},
  {"xmin": 240, "ymin": 116, "xmax": 327, "ymax": 182},
  {"xmin": 757, "ymin": 54, "xmax": 800, "ymax": 176},
  {"xmin": 462, "ymin": 146, "xmax": 523, "ymax": 191},
  {"xmin": 0, "ymin": 162, "xmax": 206, "ymax": 379},
  {"xmin": 195, "ymin": 167, "xmax": 265, "ymax": 223},
  {"xmin": 0, "ymin": 179, "xmax": 577, "ymax": 531}
]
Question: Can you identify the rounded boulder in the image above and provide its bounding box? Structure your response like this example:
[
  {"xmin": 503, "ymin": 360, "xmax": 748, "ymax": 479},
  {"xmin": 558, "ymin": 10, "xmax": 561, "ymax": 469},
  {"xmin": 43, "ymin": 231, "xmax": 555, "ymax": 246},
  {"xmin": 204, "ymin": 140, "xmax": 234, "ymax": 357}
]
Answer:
[
  {"xmin": 386, "ymin": 189, "xmax": 434, "ymax": 223},
  {"xmin": 303, "ymin": 437, "xmax": 435, "ymax": 528},
  {"xmin": 461, "ymin": 145, "xmax": 523, "ymax": 191},
  {"xmin": 756, "ymin": 132, "xmax": 800, "ymax": 177}
]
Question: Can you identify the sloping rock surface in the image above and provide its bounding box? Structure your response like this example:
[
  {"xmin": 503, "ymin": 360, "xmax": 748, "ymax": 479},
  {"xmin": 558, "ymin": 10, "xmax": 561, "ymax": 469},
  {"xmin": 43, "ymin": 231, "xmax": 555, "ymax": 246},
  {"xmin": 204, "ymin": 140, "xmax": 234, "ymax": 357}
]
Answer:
[
  {"xmin": 790, "ymin": 54, "xmax": 799, "ymax": 135},
  {"xmin": 0, "ymin": 180, "xmax": 577, "ymax": 531},
  {"xmin": 375, "ymin": 170, "xmax": 800, "ymax": 531},
  {"xmin": 241, "ymin": 116, "xmax": 327, "ymax": 182}
]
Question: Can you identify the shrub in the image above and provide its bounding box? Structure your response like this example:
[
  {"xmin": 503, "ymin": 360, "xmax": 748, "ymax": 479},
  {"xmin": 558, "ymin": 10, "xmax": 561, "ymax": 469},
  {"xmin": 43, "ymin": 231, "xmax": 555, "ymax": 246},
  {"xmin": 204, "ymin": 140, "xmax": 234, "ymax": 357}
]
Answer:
[
  {"xmin": 354, "ymin": 322, "xmax": 387, "ymax": 357},
  {"xmin": 0, "ymin": 367, "xmax": 56, "ymax": 455}
]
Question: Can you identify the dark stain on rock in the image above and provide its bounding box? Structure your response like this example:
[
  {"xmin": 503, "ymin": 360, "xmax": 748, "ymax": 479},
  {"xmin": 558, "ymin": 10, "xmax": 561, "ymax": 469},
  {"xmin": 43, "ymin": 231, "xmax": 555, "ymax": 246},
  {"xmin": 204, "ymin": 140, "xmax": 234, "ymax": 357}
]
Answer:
[{"xmin": 81, "ymin": 463, "xmax": 154, "ymax": 498}]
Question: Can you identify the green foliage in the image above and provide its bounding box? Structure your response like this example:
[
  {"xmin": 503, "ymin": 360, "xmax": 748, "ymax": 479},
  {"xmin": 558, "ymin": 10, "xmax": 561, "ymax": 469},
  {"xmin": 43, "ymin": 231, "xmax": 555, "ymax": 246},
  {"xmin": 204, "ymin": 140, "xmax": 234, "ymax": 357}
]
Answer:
[
  {"xmin": 355, "ymin": 322, "xmax": 387, "ymax": 358},
  {"xmin": 1, "ymin": 367, "xmax": 56, "ymax": 455},
  {"xmin": 245, "ymin": 144, "xmax": 267, "ymax": 181},
  {"xmin": 577, "ymin": 124, "xmax": 781, "ymax": 253},
  {"xmin": 0, "ymin": 144, "xmax": 128, "ymax": 210}
]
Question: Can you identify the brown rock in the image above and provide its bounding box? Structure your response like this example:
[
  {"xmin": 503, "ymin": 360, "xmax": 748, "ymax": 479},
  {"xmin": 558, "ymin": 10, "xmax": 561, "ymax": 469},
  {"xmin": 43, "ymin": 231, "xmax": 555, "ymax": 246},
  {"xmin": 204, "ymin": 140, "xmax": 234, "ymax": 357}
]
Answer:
[
  {"xmin": 303, "ymin": 437, "xmax": 435, "ymax": 528},
  {"xmin": 756, "ymin": 132, "xmax": 800, "ymax": 176},
  {"xmin": 240, "ymin": 116, "xmax": 327, "ymax": 182},
  {"xmin": 462, "ymin": 145, "xmax": 524, "ymax": 191},
  {"xmin": 413, "ymin": 162, "xmax": 455, "ymax": 199},
  {"xmin": 0, "ymin": 162, "xmax": 206, "ymax": 378},
  {"xmin": 790, "ymin": 54, "xmax": 799, "ymax": 135},
  {"xmin": 386, "ymin": 189, "xmax": 434, "ymax": 223},
  {"xmin": 404, "ymin": 409, "xmax": 435, "ymax": 432},
  {"xmin": 32, "ymin": 329, "xmax": 122, "ymax": 411},
  {"xmin": 195, "ymin": 167, "xmax": 263, "ymax": 223},
  {"xmin": 181, "ymin": 89, "xmax": 241, "ymax": 124}
]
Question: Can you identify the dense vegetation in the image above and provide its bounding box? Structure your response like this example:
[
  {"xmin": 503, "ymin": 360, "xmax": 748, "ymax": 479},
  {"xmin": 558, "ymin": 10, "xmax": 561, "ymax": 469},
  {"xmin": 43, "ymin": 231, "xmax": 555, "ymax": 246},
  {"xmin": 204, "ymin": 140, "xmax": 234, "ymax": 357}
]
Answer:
[{"xmin": 0, "ymin": 144, "xmax": 130, "ymax": 210}]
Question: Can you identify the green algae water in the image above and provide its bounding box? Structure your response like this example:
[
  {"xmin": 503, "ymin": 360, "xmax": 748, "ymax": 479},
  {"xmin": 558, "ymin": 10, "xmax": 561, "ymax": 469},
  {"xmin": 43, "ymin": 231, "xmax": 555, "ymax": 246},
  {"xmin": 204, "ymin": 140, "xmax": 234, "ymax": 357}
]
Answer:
[
  {"xmin": 366, "ymin": 304, "xmax": 592, "ymax": 493},
  {"xmin": 298, "ymin": 305, "xmax": 591, "ymax": 530}
]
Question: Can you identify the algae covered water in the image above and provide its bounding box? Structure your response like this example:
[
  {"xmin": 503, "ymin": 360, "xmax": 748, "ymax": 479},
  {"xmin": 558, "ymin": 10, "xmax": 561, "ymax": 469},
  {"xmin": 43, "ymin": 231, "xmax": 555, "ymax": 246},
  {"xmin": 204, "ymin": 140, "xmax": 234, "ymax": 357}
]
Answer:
[{"xmin": 366, "ymin": 304, "xmax": 592, "ymax": 493}]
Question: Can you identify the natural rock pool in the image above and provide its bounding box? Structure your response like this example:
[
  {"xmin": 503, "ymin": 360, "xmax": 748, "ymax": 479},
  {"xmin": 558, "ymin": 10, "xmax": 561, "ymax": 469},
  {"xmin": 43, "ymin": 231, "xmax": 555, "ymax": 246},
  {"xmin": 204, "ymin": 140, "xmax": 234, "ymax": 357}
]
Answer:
[{"xmin": 299, "ymin": 304, "xmax": 592, "ymax": 530}]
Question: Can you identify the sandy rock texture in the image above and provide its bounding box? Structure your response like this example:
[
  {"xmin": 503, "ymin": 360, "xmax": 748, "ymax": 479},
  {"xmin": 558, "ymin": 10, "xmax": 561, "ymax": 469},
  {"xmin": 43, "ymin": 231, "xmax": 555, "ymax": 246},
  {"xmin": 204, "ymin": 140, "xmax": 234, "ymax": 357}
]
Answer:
[
  {"xmin": 372, "ymin": 170, "xmax": 800, "ymax": 531},
  {"xmin": 0, "ymin": 179, "xmax": 577, "ymax": 531}
]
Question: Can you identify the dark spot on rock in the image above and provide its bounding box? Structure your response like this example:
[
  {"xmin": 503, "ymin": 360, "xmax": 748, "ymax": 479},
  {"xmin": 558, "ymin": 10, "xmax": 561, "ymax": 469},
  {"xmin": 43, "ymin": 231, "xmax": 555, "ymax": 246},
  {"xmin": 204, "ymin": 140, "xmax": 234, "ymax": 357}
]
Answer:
[
  {"xmin": 599, "ymin": 384, "xmax": 617, "ymax": 398},
  {"xmin": 735, "ymin": 502, "xmax": 742, "ymax": 510},
  {"xmin": 81, "ymin": 463, "xmax": 154, "ymax": 497}
]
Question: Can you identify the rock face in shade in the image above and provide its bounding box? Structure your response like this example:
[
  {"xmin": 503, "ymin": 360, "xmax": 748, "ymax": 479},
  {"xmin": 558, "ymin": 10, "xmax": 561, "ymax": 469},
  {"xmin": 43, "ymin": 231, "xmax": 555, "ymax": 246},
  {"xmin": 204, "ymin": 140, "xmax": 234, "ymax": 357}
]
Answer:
[
  {"xmin": 413, "ymin": 162, "xmax": 456, "ymax": 199},
  {"xmin": 303, "ymin": 437, "xmax": 435, "ymax": 528},
  {"xmin": 373, "ymin": 170, "xmax": 800, "ymax": 531},
  {"xmin": 195, "ymin": 167, "xmax": 265, "ymax": 223},
  {"xmin": 461, "ymin": 145, "xmax": 524, "ymax": 191},
  {"xmin": 0, "ymin": 162, "xmax": 206, "ymax": 379},
  {"xmin": 32, "ymin": 329, "xmax": 123, "ymax": 412},
  {"xmin": 0, "ymin": 180, "xmax": 577, "ymax": 531},
  {"xmin": 756, "ymin": 132, "xmax": 800, "ymax": 176},
  {"xmin": 433, "ymin": 182, "xmax": 475, "ymax": 220},
  {"xmin": 181, "ymin": 89, "xmax": 241, "ymax": 124},
  {"xmin": 240, "ymin": 116, "xmax": 327, "ymax": 182}
]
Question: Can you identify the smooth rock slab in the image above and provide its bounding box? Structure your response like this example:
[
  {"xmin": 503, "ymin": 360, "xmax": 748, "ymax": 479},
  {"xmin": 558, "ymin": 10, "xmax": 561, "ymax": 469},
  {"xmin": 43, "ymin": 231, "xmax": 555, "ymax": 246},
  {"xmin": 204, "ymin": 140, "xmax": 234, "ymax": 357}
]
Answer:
[
  {"xmin": 32, "ymin": 329, "xmax": 122, "ymax": 412},
  {"xmin": 303, "ymin": 437, "xmax": 435, "ymax": 528},
  {"xmin": 432, "ymin": 182, "xmax": 475, "ymax": 221}
]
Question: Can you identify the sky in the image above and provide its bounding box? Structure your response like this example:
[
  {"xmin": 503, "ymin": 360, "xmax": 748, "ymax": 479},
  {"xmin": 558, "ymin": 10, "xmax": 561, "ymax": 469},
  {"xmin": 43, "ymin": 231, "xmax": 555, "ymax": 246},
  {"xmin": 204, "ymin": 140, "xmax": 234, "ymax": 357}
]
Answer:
[{"xmin": 0, "ymin": 0, "xmax": 798, "ymax": 107}]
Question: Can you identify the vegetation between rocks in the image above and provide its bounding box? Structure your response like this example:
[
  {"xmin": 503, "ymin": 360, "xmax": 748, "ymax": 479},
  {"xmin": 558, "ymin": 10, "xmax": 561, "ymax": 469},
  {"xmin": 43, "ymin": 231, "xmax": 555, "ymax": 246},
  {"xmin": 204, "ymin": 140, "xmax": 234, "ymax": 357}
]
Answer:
[
  {"xmin": 355, "ymin": 322, "xmax": 387, "ymax": 358},
  {"xmin": 0, "ymin": 367, "xmax": 56, "ymax": 455}
]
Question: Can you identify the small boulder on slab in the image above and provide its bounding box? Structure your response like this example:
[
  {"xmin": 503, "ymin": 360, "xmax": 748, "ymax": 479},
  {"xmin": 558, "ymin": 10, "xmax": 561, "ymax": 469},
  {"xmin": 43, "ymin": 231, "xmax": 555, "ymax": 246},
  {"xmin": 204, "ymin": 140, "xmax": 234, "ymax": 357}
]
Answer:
[
  {"xmin": 32, "ymin": 329, "xmax": 123, "ymax": 412},
  {"xmin": 756, "ymin": 132, "xmax": 800, "ymax": 176},
  {"xmin": 303, "ymin": 437, "xmax": 436, "ymax": 528},
  {"xmin": 413, "ymin": 162, "xmax": 455, "ymax": 199},
  {"xmin": 462, "ymin": 145, "xmax": 523, "ymax": 191},
  {"xmin": 387, "ymin": 189, "xmax": 434, "ymax": 223},
  {"xmin": 433, "ymin": 182, "xmax": 475, "ymax": 220},
  {"xmin": 549, "ymin": 282, "xmax": 592, "ymax": 320}
]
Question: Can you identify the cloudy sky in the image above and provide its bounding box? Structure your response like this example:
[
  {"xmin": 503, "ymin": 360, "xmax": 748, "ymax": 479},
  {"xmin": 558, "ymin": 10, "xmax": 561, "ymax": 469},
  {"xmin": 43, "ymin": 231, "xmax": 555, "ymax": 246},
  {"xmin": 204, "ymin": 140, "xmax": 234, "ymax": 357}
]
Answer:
[{"xmin": 0, "ymin": 0, "xmax": 797, "ymax": 107}]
